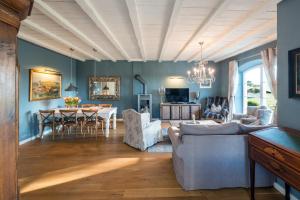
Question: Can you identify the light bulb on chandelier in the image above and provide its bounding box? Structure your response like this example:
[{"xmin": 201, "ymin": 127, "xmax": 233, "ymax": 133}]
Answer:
[{"xmin": 187, "ymin": 42, "xmax": 215, "ymax": 86}]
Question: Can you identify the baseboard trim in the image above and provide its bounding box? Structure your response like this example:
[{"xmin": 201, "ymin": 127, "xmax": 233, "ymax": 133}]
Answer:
[
  {"xmin": 273, "ymin": 182, "xmax": 299, "ymax": 200},
  {"xmin": 19, "ymin": 130, "xmax": 51, "ymax": 145}
]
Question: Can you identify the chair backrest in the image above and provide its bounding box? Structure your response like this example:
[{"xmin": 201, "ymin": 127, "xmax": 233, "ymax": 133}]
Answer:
[
  {"xmin": 99, "ymin": 104, "xmax": 112, "ymax": 108},
  {"xmin": 123, "ymin": 109, "xmax": 143, "ymax": 131},
  {"xmin": 205, "ymin": 96, "xmax": 229, "ymax": 109},
  {"xmin": 81, "ymin": 104, "xmax": 96, "ymax": 108},
  {"xmin": 81, "ymin": 108, "xmax": 98, "ymax": 123},
  {"xmin": 59, "ymin": 109, "xmax": 78, "ymax": 123},
  {"xmin": 39, "ymin": 110, "xmax": 55, "ymax": 124}
]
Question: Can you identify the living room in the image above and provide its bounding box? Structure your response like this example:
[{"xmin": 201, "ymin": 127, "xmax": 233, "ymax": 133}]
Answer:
[{"xmin": 1, "ymin": 0, "xmax": 300, "ymax": 199}]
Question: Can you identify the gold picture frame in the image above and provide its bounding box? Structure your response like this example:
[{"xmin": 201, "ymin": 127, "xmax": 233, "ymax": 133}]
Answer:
[
  {"xmin": 29, "ymin": 68, "xmax": 62, "ymax": 101},
  {"xmin": 89, "ymin": 76, "xmax": 120, "ymax": 100}
]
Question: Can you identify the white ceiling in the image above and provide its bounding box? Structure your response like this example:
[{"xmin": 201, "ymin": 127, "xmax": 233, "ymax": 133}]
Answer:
[{"xmin": 18, "ymin": 0, "xmax": 279, "ymax": 62}]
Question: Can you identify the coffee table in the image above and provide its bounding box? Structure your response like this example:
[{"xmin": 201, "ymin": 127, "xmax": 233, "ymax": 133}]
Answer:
[{"xmin": 169, "ymin": 120, "xmax": 219, "ymax": 128}]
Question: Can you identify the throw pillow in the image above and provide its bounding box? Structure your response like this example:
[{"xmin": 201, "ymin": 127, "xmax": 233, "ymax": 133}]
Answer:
[
  {"xmin": 211, "ymin": 103, "xmax": 222, "ymax": 113},
  {"xmin": 257, "ymin": 108, "xmax": 273, "ymax": 125}
]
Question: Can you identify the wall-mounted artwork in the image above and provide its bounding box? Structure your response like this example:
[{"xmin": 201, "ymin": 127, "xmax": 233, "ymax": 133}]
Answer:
[
  {"xmin": 29, "ymin": 69, "xmax": 62, "ymax": 101},
  {"xmin": 288, "ymin": 48, "xmax": 300, "ymax": 98},
  {"xmin": 89, "ymin": 76, "xmax": 120, "ymax": 100},
  {"xmin": 200, "ymin": 79, "xmax": 212, "ymax": 88}
]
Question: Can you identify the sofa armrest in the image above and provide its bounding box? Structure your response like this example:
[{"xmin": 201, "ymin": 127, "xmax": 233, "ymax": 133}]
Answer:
[
  {"xmin": 149, "ymin": 119, "xmax": 161, "ymax": 127},
  {"xmin": 233, "ymin": 113, "xmax": 249, "ymax": 120},
  {"xmin": 168, "ymin": 126, "xmax": 182, "ymax": 149}
]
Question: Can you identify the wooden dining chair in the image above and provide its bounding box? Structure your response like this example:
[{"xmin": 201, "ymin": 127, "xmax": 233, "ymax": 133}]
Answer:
[
  {"xmin": 59, "ymin": 109, "xmax": 78, "ymax": 136},
  {"xmin": 81, "ymin": 104, "xmax": 96, "ymax": 108},
  {"xmin": 39, "ymin": 110, "xmax": 57, "ymax": 140},
  {"xmin": 81, "ymin": 108, "xmax": 103, "ymax": 139}
]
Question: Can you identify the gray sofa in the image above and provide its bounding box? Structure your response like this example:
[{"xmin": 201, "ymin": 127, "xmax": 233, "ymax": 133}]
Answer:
[{"xmin": 168, "ymin": 122, "xmax": 274, "ymax": 190}]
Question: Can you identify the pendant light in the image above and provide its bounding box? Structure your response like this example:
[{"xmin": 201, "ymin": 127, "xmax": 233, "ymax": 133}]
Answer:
[
  {"xmin": 65, "ymin": 48, "xmax": 78, "ymax": 91},
  {"xmin": 91, "ymin": 49, "xmax": 98, "ymax": 93}
]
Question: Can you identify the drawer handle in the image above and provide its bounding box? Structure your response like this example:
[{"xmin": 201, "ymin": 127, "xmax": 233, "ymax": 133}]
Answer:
[
  {"xmin": 269, "ymin": 161, "xmax": 283, "ymax": 172},
  {"xmin": 264, "ymin": 147, "xmax": 285, "ymax": 161}
]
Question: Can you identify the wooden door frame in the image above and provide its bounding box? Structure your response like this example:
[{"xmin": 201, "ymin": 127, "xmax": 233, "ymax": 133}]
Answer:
[{"xmin": 0, "ymin": 1, "xmax": 33, "ymax": 199}]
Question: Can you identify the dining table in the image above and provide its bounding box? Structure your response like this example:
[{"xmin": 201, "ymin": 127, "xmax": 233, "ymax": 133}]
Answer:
[{"xmin": 37, "ymin": 107, "xmax": 117, "ymax": 138}]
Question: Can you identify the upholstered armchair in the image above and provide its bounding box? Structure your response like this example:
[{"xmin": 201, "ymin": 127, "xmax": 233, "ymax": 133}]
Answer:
[
  {"xmin": 233, "ymin": 105, "xmax": 273, "ymax": 125},
  {"xmin": 203, "ymin": 96, "xmax": 229, "ymax": 122},
  {"xmin": 122, "ymin": 109, "xmax": 162, "ymax": 151}
]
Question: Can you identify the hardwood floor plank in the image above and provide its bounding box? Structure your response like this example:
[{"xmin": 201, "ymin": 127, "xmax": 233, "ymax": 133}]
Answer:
[{"xmin": 18, "ymin": 122, "xmax": 283, "ymax": 200}]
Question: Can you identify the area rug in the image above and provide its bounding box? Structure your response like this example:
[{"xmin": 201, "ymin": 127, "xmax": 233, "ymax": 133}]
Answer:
[{"xmin": 147, "ymin": 128, "xmax": 172, "ymax": 153}]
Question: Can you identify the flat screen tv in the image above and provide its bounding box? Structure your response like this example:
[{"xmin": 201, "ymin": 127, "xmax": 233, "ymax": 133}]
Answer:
[{"xmin": 165, "ymin": 88, "xmax": 189, "ymax": 103}]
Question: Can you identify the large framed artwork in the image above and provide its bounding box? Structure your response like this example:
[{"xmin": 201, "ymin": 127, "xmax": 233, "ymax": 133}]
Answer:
[
  {"xmin": 288, "ymin": 48, "xmax": 300, "ymax": 98},
  {"xmin": 29, "ymin": 69, "xmax": 62, "ymax": 101},
  {"xmin": 89, "ymin": 76, "xmax": 120, "ymax": 100}
]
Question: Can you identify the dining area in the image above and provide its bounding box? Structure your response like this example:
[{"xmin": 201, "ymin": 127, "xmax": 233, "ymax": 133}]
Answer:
[{"xmin": 38, "ymin": 104, "xmax": 117, "ymax": 140}]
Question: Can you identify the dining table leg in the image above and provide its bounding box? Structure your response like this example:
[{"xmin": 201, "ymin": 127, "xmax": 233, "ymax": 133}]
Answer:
[
  {"xmin": 113, "ymin": 112, "xmax": 117, "ymax": 130},
  {"xmin": 105, "ymin": 118, "xmax": 110, "ymax": 138}
]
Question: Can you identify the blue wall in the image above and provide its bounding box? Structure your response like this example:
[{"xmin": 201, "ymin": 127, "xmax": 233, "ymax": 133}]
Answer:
[
  {"xmin": 277, "ymin": 1, "xmax": 300, "ymax": 197},
  {"xmin": 18, "ymin": 39, "xmax": 77, "ymax": 141},
  {"xmin": 76, "ymin": 61, "xmax": 222, "ymax": 118},
  {"xmin": 216, "ymin": 41, "xmax": 277, "ymax": 113},
  {"xmin": 277, "ymin": 0, "xmax": 300, "ymax": 130}
]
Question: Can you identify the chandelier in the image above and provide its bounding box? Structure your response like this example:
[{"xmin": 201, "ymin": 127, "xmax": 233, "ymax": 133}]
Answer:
[{"xmin": 187, "ymin": 42, "xmax": 215, "ymax": 86}]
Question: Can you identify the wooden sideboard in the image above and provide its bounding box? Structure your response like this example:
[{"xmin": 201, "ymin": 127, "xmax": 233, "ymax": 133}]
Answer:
[
  {"xmin": 248, "ymin": 127, "xmax": 300, "ymax": 200},
  {"xmin": 160, "ymin": 103, "xmax": 201, "ymax": 120}
]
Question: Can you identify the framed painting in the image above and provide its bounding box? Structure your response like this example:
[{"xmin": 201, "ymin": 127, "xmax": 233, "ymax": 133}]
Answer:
[
  {"xmin": 89, "ymin": 76, "xmax": 120, "ymax": 100},
  {"xmin": 200, "ymin": 79, "xmax": 212, "ymax": 88},
  {"xmin": 29, "ymin": 69, "xmax": 62, "ymax": 101},
  {"xmin": 288, "ymin": 48, "xmax": 300, "ymax": 98}
]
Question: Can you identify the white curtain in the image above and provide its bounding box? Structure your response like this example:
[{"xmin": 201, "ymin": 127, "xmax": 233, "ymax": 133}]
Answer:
[
  {"xmin": 228, "ymin": 60, "xmax": 239, "ymax": 121},
  {"xmin": 261, "ymin": 48, "xmax": 277, "ymax": 99},
  {"xmin": 261, "ymin": 48, "xmax": 277, "ymax": 123}
]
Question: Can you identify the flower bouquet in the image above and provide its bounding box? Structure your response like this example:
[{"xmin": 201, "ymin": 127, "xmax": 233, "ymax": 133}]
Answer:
[{"xmin": 64, "ymin": 97, "xmax": 81, "ymax": 108}]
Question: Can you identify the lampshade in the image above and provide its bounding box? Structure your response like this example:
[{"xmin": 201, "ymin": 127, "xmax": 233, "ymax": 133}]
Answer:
[{"xmin": 65, "ymin": 83, "xmax": 78, "ymax": 91}]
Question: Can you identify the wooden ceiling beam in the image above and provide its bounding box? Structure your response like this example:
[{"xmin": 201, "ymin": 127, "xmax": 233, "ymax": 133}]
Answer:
[
  {"xmin": 75, "ymin": 0, "xmax": 131, "ymax": 61},
  {"xmin": 173, "ymin": 0, "xmax": 231, "ymax": 62},
  {"xmin": 34, "ymin": 0, "xmax": 116, "ymax": 61},
  {"xmin": 125, "ymin": 0, "xmax": 146, "ymax": 61},
  {"xmin": 158, "ymin": 0, "xmax": 183, "ymax": 62},
  {"xmin": 198, "ymin": 18, "xmax": 276, "ymax": 61},
  {"xmin": 23, "ymin": 20, "xmax": 101, "ymax": 61},
  {"xmin": 212, "ymin": 33, "xmax": 276, "ymax": 62},
  {"xmin": 18, "ymin": 31, "xmax": 86, "ymax": 61},
  {"xmin": 189, "ymin": 0, "xmax": 279, "ymax": 62}
]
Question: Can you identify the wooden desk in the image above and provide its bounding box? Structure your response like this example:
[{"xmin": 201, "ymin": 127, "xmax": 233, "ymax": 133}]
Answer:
[{"xmin": 248, "ymin": 127, "xmax": 300, "ymax": 200}]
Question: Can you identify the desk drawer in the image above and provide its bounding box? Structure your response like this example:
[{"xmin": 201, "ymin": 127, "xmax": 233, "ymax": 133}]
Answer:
[
  {"xmin": 250, "ymin": 146, "xmax": 300, "ymax": 190},
  {"xmin": 249, "ymin": 136, "xmax": 300, "ymax": 172}
]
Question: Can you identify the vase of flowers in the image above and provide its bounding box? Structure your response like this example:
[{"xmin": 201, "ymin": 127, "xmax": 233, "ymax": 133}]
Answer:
[{"xmin": 64, "ymin": 97, "xmax": 81, "ymax": 108}]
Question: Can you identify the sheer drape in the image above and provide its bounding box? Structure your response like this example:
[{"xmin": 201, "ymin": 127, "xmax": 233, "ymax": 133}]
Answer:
[
  {"xmin": 261, "ymin": 48, "xmax": 277, "ymax": 123},
  {"xmin": 228, "ymin": 60, "xmax": 239, "ymax": 121},
  {"xmin": 261, "ymin": 48, "xmax": 277, "ymax": 98}
]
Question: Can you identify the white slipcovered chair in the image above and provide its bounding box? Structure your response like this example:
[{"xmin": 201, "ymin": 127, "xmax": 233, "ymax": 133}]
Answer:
[{"xmin": 122, "ymin": 109, "xmax": 162, "ymax": 151}]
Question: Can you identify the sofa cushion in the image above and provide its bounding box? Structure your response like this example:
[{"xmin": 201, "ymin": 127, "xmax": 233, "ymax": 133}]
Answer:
[{"xmin": 180, "ymin": 122, "xmax": 240, "ymax": 136}]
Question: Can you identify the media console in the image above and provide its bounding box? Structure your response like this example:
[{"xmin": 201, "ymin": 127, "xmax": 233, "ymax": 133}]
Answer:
[{"xmin": 160, "ymin": 103, "xmax": 201, "ymax": 120}]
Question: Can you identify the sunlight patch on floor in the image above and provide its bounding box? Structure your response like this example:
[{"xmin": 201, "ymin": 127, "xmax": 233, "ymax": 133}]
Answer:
[{"xmin": 20, "ymin": 157, "xmax": 140, "ymax": 194}]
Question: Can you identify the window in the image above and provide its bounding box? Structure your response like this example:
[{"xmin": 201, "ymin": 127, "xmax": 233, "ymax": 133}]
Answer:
[{"xmin": 243, "ymin": 65, "xmax": 276, "ymax": 113}]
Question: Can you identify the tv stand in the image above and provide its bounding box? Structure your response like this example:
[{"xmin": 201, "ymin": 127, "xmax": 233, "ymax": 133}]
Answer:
[{"xmin": 160, "ymin": 103, "xmax": 201, "ymax": 120}]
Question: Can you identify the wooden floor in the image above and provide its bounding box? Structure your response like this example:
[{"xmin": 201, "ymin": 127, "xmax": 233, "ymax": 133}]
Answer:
[{"xmin": 18, "ymin": 122, "xmax": 284, "ymax": 200}]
